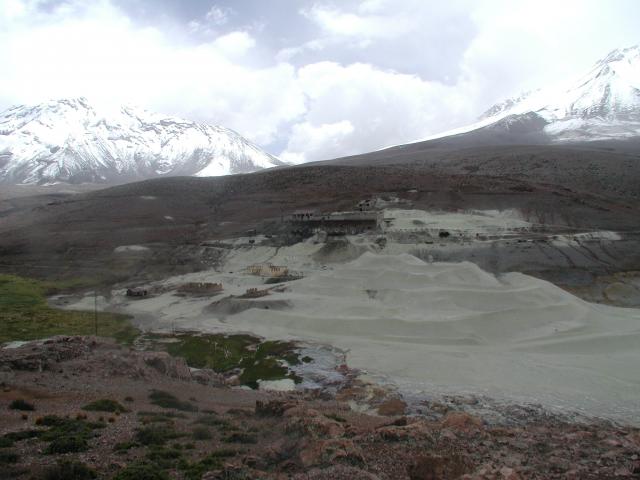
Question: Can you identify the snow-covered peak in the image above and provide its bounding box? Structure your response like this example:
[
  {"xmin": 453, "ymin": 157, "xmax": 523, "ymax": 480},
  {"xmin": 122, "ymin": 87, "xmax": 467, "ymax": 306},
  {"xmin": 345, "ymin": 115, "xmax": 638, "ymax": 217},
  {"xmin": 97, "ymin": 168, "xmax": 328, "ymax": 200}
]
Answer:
[
  {"xmin": 0, "ymin": 97, "xmax": 283, "ymax": 185},
  {"xmin": 379, "ymin": 46, "xmax": 640, "ymax": 150},
  {"xmin": 475, "ymin": 45, "xmax": 640, "ymax": 141}
]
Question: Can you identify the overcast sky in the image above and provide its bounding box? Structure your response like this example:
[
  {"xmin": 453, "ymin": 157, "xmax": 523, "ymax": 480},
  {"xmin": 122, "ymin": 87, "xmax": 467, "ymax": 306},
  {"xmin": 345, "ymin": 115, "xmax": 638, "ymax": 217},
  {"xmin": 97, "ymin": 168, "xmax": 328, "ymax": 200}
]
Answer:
[{"xmin": 1, "ymin": 0, "xmax": 639, "ymax": 162}]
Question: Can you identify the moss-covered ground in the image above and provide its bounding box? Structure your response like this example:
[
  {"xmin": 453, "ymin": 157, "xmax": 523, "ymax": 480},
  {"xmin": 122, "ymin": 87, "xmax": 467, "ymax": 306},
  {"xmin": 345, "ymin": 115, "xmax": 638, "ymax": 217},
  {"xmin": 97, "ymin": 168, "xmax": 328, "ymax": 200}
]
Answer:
[
  {"xmin": 0, "ymin": 274, "xmax": 139, "ymax": 344},
  {"xmin": 147, "ymin": 332, "xmax": 302, "ymax": 389}
]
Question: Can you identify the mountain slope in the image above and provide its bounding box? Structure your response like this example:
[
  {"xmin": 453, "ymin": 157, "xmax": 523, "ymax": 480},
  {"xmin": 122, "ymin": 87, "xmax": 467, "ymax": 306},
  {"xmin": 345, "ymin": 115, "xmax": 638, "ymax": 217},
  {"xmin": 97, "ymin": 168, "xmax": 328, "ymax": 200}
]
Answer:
[
  {"xmin": 0, "ymin": 98, "xmax": 284, "ymax": 185},
  {"xmin": 419, "ymin": 45, "xmax": 640, "ymax": 145}
]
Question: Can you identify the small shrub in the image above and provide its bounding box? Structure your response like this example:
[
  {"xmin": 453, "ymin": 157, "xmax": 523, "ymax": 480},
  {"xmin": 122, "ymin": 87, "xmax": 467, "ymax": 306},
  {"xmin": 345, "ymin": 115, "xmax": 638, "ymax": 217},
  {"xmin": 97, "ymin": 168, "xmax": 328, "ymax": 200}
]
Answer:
[
  {"xmin": 114, "ymin": 441, "xmax": 139, "ymax": 452},
  {"xmin": 135, "ymin": 425, "xmax": 182, "ymax": 446},
  {"xmin": 226, "ymin": 408, "xmax": 251, "ymax": 417},
  {"xmin": 0, "ymin": 437, "xmax": 13, "ymax": 448},
  {"xmin": 108, "ymin": 417, "xmax": 116, "ymax": 423},
  {"xmin": 21, "ymin": 413, "xmax": 28, "ymax": 420},
  {"xmin": 41, "ymin": 460, "xmax": 97, "ymax": 480},
  {"xmin": 325, "ymin": 413, "xmax": 347, "ymax": 423},
  {"xmin": 82, "ymin": 399, "xmax": 128, "ymax": 413},
  {"xmin": 0, "ymin": 450, "xmax": 19, "ymax": 464},
  {"xmin": 221, "ymin": 432, "xmax": 257, "ymax": 444},
  {"xmin": 45, "ymin": 435, "xmax": 88, "ymax": 454},
  {"xmin": 148, "ymin": 390, "xmax": 197, "ymax": 412},
  {"xmin": 181, "ymin": 450, "xmax": 238, "ymax": 480},
  {"xmin": 3, "ymin": 429, "xmax": 41, "ymax": 446},
  {"xmin": 145, "ymin": 447, "xmax": 185, "ymax": 469},
  {"xmin": 191, "ymin": 427, "xmax": 212, "ymax": 441},
  {"xmin": 9, "ymin": 399, "xmax": 34, "ymax": 411},
  {"xmin": 138, "ymin": 411, "xmax": 187, "ymax": 423},
  {"xmin": 193, "ymin": 415, "xmax": 230, "ymax": 428},
  {"xmin": 124, "ymin": 396, "xmax": 134, "ymax": 402},
  {"xmin": 38, "ymin": 416, "xmax": 103, "ymax": 454},
  {"xmin": 112, "ymin": 462, "xmax": 169, "ymax": 480}
]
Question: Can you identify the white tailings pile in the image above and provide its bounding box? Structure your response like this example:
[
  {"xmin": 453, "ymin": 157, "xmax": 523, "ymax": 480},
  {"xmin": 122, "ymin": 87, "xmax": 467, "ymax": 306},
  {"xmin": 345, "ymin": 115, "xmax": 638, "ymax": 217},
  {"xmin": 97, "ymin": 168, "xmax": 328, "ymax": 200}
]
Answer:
[
  {"xmin": 221, "ymin": 253, "xmax": 640, "ymax": 421},
  {"xmin": 70, "ymin": 251, "xmax": 640, "ymax": 421},
  {"xmin": 383, "ymin": 209, "xmax": 532, "ymax": 235}
]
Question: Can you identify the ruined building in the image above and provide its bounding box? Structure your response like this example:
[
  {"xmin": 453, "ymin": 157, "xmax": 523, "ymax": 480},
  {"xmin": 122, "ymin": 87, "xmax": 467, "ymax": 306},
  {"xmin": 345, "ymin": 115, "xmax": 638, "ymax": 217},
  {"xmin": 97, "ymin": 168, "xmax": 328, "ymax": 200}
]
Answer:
[{"xmin": 287, "ymin": 210, "xmax": 381, "ymax": 236}]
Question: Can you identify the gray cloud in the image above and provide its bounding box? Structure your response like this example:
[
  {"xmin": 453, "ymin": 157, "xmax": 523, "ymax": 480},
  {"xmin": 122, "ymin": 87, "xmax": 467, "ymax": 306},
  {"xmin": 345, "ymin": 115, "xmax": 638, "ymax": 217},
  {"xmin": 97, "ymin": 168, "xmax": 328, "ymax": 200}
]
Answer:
[{"xmin": 1, "ymin": 0, "xmax": 639, "ymax": 161}]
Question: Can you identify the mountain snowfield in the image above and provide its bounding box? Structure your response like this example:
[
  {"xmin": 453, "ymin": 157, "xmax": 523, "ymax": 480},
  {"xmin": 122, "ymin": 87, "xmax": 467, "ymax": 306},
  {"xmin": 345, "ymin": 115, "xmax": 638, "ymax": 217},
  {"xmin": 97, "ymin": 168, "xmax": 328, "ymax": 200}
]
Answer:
[
  {"xmin": 423, "ymin": 45, "xmax": 640, "ymax": 143},
  {"xmin": 0, "ymin": 97, "xmax": 283, "ymax": 185}
]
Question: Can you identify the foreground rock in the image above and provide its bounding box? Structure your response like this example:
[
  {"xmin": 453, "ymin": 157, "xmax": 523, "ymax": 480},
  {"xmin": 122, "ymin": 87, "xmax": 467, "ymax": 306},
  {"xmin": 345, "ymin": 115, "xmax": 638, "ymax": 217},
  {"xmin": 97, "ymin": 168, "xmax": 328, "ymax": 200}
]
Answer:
[{"xmin": 0, "ymin": 336, "xmax": 639, "ymax": 479}]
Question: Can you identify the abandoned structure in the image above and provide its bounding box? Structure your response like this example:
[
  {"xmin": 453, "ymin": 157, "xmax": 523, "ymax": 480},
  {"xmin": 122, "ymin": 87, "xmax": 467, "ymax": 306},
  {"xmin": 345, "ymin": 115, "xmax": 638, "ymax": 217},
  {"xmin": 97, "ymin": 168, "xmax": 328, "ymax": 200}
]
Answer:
[
  {"xmin": 357, "ymin": 199, "xmax": 375, "ymax": 211},
  {"xmin": 247, "ymin": 264, "xmax": 290, "ymax": 278},
  {"xmin": 126, "ymin": 288, "xmax": 148, "ymax": 297},
  {"xmin": 288, "ymin": 210, "xmax": 381, "ymax": 236},
  {"xmin": 177, "ymin": 282, "xmax": 224, "ymax": 295},
  {"xmin": 241, "ymin": 287, "xmax": 270, "ymax": 298}
]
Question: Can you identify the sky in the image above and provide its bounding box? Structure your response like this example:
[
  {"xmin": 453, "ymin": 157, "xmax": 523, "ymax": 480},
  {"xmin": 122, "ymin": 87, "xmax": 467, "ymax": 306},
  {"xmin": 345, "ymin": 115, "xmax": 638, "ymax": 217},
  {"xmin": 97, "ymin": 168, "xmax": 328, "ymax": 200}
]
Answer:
[{"xmin": 1, "ymin": 0, "xmax": 639, "ymax": 162}]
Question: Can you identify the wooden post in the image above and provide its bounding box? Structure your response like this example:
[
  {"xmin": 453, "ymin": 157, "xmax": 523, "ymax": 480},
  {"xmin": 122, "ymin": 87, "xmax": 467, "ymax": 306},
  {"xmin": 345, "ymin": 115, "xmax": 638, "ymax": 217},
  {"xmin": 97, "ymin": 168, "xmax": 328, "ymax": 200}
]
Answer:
[{"xmin": 94, "ymin": 290, "xmax": 98, "ymax": 336}]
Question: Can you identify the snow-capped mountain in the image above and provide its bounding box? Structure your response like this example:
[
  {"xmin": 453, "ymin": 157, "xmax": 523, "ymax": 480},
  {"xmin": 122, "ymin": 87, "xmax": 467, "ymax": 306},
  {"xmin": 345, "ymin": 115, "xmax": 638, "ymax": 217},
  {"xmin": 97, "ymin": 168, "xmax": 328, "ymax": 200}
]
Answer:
[
  {"xmin": 427, "ymin": 45, "xmax": 640, "ymax": 143},
  {"xmin": 0, "ymin": 97, "xmax": 284, "ymax": 185}
]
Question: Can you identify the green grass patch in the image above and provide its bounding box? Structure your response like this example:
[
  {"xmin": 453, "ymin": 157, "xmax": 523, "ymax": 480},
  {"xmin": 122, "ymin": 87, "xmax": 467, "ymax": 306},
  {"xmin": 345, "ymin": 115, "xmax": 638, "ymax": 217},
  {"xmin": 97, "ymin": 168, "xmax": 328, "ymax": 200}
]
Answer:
[
  {"xmin": 0, "ymin": 274, "xmax": 139, "ymax": 344},
  {"xmin": 148, "ymin": 332, "xmax": 303, "ymax": 389},
  {"xmin": 148, "ymin": 390, "xmax": 197, "ymax": 412},
  {"xmin": 82, "ymin": 399, "xmax": 128, "ymax": 413},
  {"xmin": 8, "ymin": 399, "xmax": 34, "ymax": 411}
]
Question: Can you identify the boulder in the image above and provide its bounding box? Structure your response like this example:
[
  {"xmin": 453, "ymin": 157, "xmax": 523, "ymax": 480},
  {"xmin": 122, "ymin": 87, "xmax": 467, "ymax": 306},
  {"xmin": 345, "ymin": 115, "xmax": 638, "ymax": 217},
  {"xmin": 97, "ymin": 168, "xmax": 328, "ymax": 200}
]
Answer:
[
  {"xmin": 285, "ymin": 407, "xmax": 345, "ymax": 438},
  {"xmin": 191, "ymin": 369, "xmax": 225, "ymax": 386},
  {"xmin": 377, "ymin": 398, "xmax": 407, "ymax": 416},
  {"xmin": 297, "ymin": 438, "xmax": 364, "ymax": 468},
  {"xmin": 142, "ymin": 352, "xmax": 192, "ymax": 380},
  {"xmin": 441, "ymin": 411, "xmax": 483, "ymax": 432},
  {"xmin": 256, "ymin": 399, "xmax": 292, "ymax": 417}
]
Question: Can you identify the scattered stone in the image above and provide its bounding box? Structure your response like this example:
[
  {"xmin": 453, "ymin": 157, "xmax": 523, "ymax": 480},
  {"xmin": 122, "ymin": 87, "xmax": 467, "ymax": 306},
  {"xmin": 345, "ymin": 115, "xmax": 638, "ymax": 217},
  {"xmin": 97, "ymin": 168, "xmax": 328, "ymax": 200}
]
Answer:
[
  {"xmin": 292, "ymin": 465, "xmax": 380, "ymax": 479},
  {"xmin": 407, "ymin": 454, "xmax": 471, "ymax": 480}
]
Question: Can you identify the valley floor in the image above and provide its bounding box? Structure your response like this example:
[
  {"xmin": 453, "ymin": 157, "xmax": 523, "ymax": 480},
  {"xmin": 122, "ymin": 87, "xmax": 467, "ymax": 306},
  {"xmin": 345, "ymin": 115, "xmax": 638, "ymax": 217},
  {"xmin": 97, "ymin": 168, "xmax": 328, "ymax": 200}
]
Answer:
[{"xmin": 54, "ymin": 220, "xmax": 640, "ymax": 426}]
